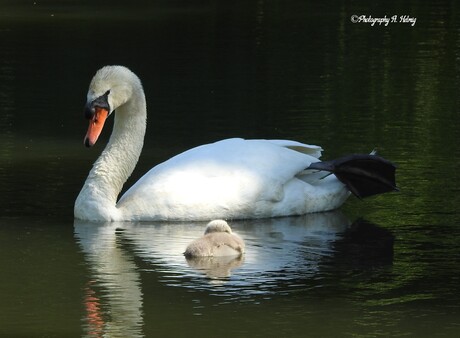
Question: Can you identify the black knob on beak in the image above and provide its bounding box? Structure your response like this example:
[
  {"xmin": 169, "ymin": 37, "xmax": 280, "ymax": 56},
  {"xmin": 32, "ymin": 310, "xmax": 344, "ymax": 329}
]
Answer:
[{"xmin": 84, "ymin": 90, "xmax": 111, "ymax": 120}]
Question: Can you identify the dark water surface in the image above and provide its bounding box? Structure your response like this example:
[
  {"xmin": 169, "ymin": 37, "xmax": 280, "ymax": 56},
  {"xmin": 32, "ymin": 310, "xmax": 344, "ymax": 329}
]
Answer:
[{"xmin": 1, "ymin": 1, "xmax": 460, "ymax": 337}]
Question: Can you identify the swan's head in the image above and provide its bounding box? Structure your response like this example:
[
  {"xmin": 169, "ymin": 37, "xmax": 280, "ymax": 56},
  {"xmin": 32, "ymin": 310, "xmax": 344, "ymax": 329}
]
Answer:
[
  {"xmin": 204, "ymin": 220, "xmax": 233, "ymax": 235},
  {"xmin": 83, "ymin": 65, "xmax": 141, "ymax": 147}
]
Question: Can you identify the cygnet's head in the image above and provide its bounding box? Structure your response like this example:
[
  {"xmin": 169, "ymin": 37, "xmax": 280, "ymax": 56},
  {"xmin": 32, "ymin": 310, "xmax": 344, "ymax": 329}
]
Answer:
[{"xmin": 204, "ymin": 220, "xmax": 232, "ymax": 235}]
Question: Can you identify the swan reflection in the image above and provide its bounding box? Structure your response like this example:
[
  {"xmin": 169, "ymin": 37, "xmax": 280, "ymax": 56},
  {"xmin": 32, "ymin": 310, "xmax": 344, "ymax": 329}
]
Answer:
[
  {"xmin": 75, "ymin": 221, "xmax": 144, "ymax": 338},
  {"xmin": 74, "ymin": 211, "xmax": 393, "ymax": 335},
  {"xmin": 185, "ymin": 255, "xmax": 245, "ymax": 281}
]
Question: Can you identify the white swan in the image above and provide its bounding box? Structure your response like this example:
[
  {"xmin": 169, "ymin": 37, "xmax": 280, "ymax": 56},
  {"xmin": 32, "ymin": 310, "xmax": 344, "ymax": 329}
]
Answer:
[
  {"xmin": 184, "ymin": 220, "xmax": 245, "ymax": 257},
  {"xmin": 74, "ymin": 66, "xmax": 397, "ymax": 222}
]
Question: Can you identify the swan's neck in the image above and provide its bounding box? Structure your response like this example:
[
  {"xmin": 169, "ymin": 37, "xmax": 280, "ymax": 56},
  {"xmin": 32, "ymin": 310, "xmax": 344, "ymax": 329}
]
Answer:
[{"xmin": 75, "ymin": 91, "xmax": 146, "ymax": 221}]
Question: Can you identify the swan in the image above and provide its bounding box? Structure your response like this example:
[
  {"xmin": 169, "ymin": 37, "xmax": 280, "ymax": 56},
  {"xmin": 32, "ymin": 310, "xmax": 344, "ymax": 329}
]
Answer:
[
  {"xmin": 184, "ymin": 220, "xmax": 245, "ymax": 257},
  {"xmin": 74, "ymin": 65, "xmax": 397, "ymax": 221}
]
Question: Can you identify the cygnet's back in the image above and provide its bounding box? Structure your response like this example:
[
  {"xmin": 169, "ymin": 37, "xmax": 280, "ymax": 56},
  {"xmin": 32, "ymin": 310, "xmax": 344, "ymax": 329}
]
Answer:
[{"xmin": 184, "ymin": 220, "xmax": 245, "ymax": 257}]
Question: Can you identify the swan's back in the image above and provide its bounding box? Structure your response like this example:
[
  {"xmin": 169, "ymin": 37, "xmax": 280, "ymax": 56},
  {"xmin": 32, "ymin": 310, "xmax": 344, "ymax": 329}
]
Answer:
[{"xmin": 116, "ymin": 138, "xmax": 348, "ymax": 220}]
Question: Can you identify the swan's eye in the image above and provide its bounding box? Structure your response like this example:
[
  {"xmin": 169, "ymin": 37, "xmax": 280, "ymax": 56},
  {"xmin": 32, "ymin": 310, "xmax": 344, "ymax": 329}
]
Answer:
[{"xmin": 85, "ymin": 90, "xmax": 111, "ymax": 119}]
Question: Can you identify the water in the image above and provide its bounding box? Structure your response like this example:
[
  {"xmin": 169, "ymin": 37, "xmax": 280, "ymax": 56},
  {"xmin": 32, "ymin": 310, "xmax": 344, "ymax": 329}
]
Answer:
[{"xmin": 1, "ymin": 1, "xmax": 460, "ymax": 337}]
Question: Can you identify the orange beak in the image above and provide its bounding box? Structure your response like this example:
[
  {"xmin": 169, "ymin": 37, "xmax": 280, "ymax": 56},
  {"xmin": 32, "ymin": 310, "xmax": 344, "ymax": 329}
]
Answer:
[{"xmin": 84, "ymin": 107, "xmax": 109, "ymax": 147}]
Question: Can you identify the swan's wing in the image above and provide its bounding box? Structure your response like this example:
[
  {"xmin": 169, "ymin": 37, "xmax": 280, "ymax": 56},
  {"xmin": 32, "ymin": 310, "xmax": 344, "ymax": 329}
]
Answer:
[
  {"xmin": 262, "ymin": 139, "xmax": 323, "ymax": 158},
  {"xmin": 117, "ymin": 138, "xmax": 323, "ymax": 220}
]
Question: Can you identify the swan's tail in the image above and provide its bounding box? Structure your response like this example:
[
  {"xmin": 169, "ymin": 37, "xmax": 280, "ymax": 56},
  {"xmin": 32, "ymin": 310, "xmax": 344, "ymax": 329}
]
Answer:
[{"xmin": 307, "ymin": 154, "xmax": 398, "ymax": 199}]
